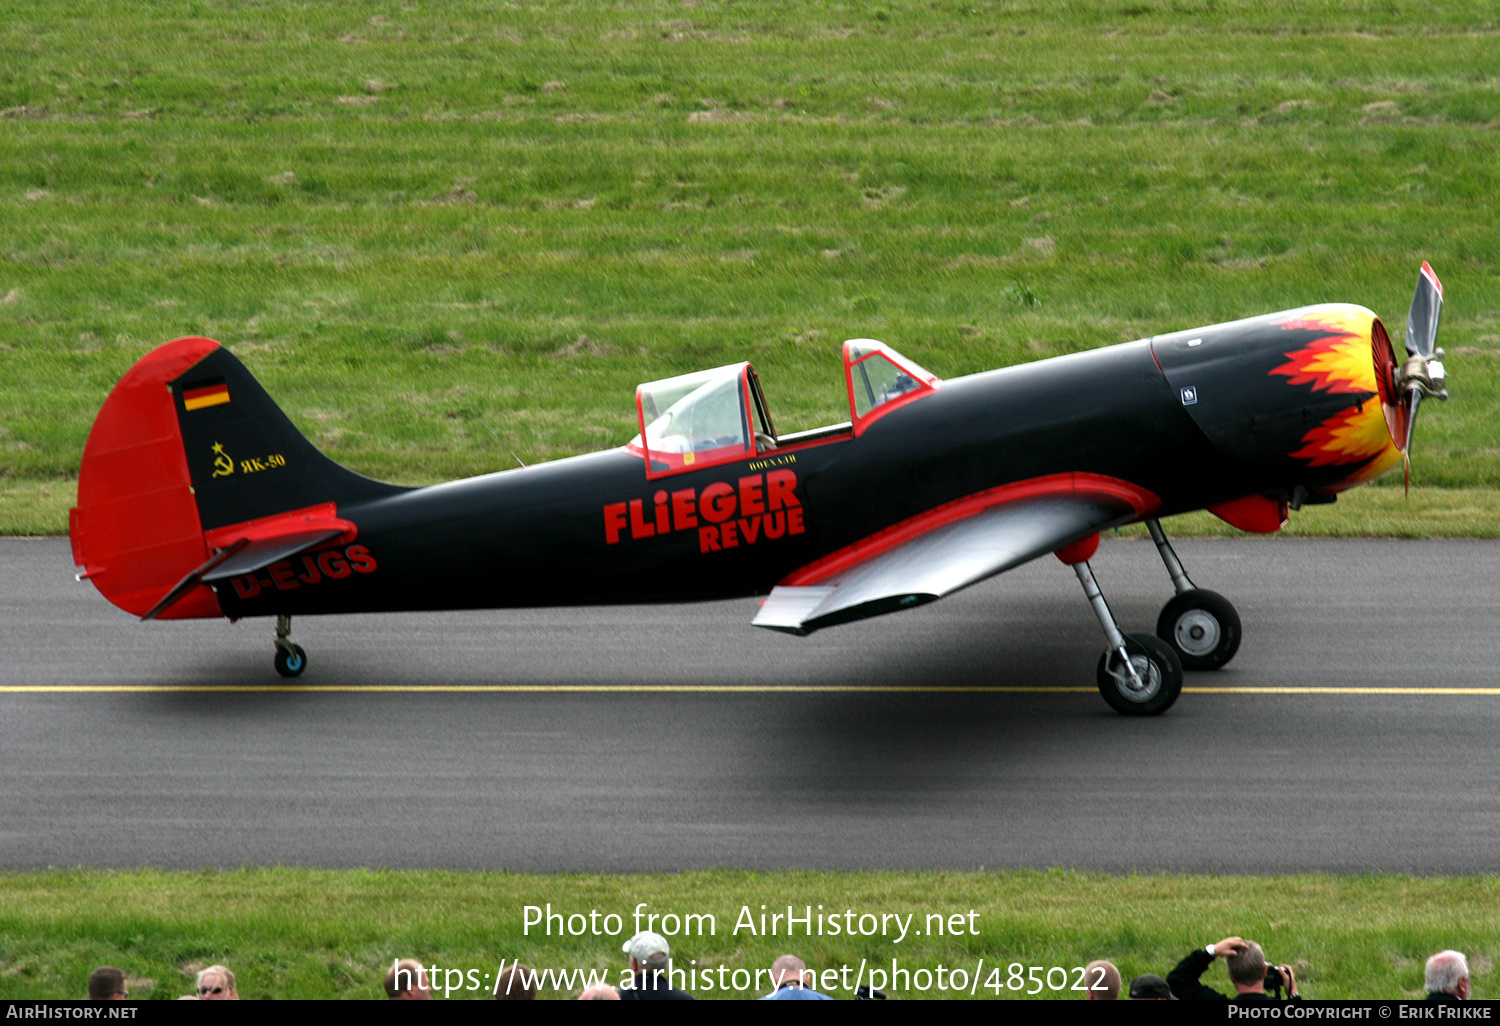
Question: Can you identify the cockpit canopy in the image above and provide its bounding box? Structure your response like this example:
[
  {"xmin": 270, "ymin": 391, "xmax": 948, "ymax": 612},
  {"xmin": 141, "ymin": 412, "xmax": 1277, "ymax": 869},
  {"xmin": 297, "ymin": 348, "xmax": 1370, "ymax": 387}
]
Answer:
[
  {"xmin": 629, "ymin": 341, "xmax": 939, "ymax": 478},
  {"xmin": 842, "ymin": 339, "xmax": 939, "ymax": 433},
  {"xmin": 632, "ymin": 362, "xmax": 775, "ymax": 479}
]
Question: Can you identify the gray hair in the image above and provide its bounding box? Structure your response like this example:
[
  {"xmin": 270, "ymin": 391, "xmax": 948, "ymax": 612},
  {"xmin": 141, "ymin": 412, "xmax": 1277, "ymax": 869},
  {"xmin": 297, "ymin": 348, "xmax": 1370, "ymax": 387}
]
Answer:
[
  {"xmin": 770, "ymin": 954, "xmax": 809, "ymax": 988},
  {"xmin": 1425, "ymin": 950, "xmax": 1470, "ymax": 995},
  {"xmin": 642, "ymin": 951, "xmax": 670, "ymax": 973}
]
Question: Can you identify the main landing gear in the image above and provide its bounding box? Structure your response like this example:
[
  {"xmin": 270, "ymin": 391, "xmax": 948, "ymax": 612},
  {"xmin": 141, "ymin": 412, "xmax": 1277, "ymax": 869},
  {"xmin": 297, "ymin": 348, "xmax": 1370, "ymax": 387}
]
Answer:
[
  {"xmin": 273, "ymin": 613, "xmax": 307, "ymax": 679},
  {"xmin": 1068, "ymin": 552, "xmax": 1183, "ymax": 716},
  {"xmin": 1062, "ymin": 522, "xmax": 1243, "ymax": 715},
  {"xmin": 1145, "ymin": 520, "xmax": 1241, "ymax": 671}
]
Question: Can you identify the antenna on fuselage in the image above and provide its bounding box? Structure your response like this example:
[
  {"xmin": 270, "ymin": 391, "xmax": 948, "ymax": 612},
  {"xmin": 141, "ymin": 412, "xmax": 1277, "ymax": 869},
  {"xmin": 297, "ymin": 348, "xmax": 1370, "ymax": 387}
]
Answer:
[{"xmin": 478, "ymin": 417, "xmax": 527, "ymax": 469}]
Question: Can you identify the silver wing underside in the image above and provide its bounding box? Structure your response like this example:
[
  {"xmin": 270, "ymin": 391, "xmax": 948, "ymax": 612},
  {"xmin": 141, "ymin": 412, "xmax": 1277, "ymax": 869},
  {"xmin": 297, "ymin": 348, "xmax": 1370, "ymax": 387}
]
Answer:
[{"xmin": 752, "ymin": 494, "xmax": 1135, "ymax": 635}]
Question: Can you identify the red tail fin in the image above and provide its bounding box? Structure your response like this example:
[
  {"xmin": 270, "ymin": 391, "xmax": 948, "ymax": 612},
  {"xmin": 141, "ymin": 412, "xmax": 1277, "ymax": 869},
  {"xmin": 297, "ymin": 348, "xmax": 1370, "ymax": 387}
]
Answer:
[{"xmin": 72, "ymin": 337, "xmax": 223, "ymax": 618}]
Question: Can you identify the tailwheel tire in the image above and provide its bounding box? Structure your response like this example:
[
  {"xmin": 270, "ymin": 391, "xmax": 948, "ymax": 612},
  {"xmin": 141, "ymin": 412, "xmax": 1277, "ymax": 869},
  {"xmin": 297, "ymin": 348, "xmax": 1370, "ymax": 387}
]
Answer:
[
  {"xmin": 274, "ymin": 643, "xmax": 307, "ymax": 679},
  {"xmin": 1155, "ymin": 589, "xmax": 1241, "ymax": 671},
  {"xmin": 1096, "ymin": 633, "xmax": 1182, "ymax": 716}
]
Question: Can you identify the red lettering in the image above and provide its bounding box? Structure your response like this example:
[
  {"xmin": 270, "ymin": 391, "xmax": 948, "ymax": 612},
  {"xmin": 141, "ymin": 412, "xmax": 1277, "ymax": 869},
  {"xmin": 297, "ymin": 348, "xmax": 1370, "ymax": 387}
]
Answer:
[
  {"xmin": 653, "ymin": 491, "xmax": 670, "ymax": 533},
  {"xmin": 766, "ymin": 469, "xmax": 800, "ymax": 510},
  {"xmin": 346, "ymin": 545, "xmax": 378, "ymax": 573},
  {"xmin": 603, "ymin": 502, "xmax": 629, "ymax": 544},
  {"xmin": 738, "ymin": 516, "xmax": 761, "ymax": 544},
  {"xmin": 763, "ymin": 511, "xmax": 786, "ymax": 539},
  {"xmin": 629, "ymin": 498, "xmax": 656, "ymax": 539},
  {"xmin": 231, "ymin": 575, "xmax": 261, "ymax": 600},
  {"xmin": 721, "ymin": 520, "xmax": 739, "ymax": 548},
  {"xmin": 671, "ymin": 489, "xmax": 698, "ymax": 531},
  {"xmin": 699, "ymin": 481, "xmax": 736, "ymax": 524},
  {"xmin": 318, "ymin": 551, "xmax": 352, "ymax": 578},
  {"xmin": 698, "ymin": 525, "xmax": 721, "ymax": 552},
  {"xmin": 296, "ymin": 555, "xmax": 322, "ymax": 584},
  {"xmin": 787, "ymin": 506, "xmax": 805, "ymax": 535},
  {"xmin": 268, "ymin": 561, "xmax": 299, "ymax": 590},
  {"xmin": 737, "ymin": 475, "xmax": 766, "ymax": 517}
]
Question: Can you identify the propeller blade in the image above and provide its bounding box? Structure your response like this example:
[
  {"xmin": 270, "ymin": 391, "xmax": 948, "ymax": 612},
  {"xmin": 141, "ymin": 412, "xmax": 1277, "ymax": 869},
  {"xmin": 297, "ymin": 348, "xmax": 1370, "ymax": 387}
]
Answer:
[
  {"xmin": 1402, "ymin": 390, "xmax": 1422, "ymax": 455},
  {"xmin": 1405, "ymin": 261, "xmax": 1444, "ymax": 358},
  {"xmin": 1402, "ymin": 391, "xmax": 1422, "ymax": 494}
]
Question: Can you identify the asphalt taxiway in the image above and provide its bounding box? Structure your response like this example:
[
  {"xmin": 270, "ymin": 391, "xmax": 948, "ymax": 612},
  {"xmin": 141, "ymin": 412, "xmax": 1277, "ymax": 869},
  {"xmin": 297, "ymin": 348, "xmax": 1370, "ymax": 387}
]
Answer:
[{"xmin": 3, "ymin": 536, "xmax": 1498, "ymax": 873}]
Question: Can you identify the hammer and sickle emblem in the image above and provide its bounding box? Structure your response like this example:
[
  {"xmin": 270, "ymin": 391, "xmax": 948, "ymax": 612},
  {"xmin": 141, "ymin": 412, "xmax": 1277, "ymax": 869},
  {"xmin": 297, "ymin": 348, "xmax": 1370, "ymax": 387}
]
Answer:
[{"xmin": 211, "ymin": 442, "xmax": 234, "ymax": 478}]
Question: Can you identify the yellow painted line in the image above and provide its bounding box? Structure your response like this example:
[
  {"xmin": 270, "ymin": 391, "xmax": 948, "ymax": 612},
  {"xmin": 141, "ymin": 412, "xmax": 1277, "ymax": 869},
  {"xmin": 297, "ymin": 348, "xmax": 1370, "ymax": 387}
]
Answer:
[{"xmin": 3, "ymin": 685, "xmax": 1500, "ymax": 695}]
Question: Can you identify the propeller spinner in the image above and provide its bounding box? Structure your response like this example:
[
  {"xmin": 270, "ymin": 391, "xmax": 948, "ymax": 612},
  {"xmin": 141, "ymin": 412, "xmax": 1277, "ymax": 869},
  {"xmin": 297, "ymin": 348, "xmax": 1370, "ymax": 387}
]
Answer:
[{"xmin": 1393, "ymin": 262, "xmax": 1448, "ymax": 490}]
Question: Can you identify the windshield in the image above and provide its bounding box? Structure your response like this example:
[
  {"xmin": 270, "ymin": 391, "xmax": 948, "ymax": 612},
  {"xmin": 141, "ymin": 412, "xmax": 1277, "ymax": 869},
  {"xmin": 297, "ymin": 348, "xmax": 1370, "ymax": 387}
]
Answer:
[
  {"xmin": 850, "ymin": 347, "xmax": 924, "ymax": 417},
  {"xmin": 843, "ymin": 339, "xmax": 941, "ymax": 435}
]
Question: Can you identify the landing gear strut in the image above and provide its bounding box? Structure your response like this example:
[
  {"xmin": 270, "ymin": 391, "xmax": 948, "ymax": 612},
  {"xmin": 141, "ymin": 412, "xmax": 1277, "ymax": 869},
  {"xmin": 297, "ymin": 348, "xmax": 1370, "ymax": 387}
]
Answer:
[
  {"xmin": 1071, "ymin": 557, "xmax": 1182, "ymax": 716},
  {"xmin": 273, "ymin": 614, "xmax": 307, "ymax": 678},
  {"xmin": 1146, "ymin": 519, "xmax": 1241, "ymax": 671}
]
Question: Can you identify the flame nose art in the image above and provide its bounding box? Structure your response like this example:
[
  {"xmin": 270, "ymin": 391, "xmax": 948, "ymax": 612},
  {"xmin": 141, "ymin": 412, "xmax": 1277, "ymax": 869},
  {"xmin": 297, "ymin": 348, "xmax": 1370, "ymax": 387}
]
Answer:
[
  {"xmin": 1150, "ymin": 304, "xmax": 1400, "ymax": 492},
  {"xmin": 1268, "ymin": 309, "xmax": 1401, "ymax": 485}
]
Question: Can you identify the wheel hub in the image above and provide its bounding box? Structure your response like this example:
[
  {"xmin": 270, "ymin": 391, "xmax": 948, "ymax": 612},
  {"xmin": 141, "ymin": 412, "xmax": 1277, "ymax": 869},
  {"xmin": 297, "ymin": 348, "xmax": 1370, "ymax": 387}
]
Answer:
[
  {"xmin": 1173, "ymin": 609, "xmax": 1221, "ymax": 656},
  {"xmin": 1112, "ymin": 652, "xmax": 1162, "ymax": 702}
]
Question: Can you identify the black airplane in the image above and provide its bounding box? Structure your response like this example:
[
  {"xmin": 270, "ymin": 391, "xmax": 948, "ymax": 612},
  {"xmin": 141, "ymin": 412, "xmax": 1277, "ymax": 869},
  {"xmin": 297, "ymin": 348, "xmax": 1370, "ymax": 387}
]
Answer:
[{"xmin": 71, "ymin": 264, "xmax": 1448, "ymax": 714}]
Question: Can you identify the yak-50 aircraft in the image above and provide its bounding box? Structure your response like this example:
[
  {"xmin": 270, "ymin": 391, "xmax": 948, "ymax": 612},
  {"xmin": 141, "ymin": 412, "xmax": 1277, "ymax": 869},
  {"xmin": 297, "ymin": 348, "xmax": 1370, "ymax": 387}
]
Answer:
[{"xmin": 71, "ymin": 265, "xmax": 1448, "ymax": 714}]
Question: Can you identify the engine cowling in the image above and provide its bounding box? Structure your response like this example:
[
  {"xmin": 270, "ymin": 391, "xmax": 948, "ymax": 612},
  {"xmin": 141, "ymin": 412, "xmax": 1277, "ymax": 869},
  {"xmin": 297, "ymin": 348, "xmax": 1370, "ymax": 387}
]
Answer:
[{"xmin": 1150, "ymin": 303, "xmax": 1403, "ymax": 502}]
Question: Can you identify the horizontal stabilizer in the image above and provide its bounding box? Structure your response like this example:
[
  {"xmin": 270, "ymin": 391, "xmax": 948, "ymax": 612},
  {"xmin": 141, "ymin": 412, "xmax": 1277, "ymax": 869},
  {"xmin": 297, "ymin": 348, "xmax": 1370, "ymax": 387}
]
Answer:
[
  {"xmin": 139, "ymin": 503, "xmax": 356, "ymax": 620},
  {"xmin": 201, "ymin": 528, "xmax": 345, "ymax": 583}
]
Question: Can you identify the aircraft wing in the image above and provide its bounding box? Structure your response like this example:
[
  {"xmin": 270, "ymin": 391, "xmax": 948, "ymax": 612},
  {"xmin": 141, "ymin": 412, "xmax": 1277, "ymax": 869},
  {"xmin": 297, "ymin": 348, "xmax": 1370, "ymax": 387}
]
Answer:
[{"xmin": 752, "ymin": 487, "xmax": 1144, "ymax": 636}]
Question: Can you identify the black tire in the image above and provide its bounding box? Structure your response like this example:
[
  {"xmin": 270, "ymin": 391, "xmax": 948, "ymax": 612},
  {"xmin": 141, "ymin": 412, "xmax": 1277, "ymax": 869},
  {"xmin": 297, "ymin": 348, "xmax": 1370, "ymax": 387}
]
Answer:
[
  {"xmin": 1155, "ymin": 589, "xmax": 1241, "ymax": 671},
  {"xmin": 274, "ymin": 643, "xmax": 307, "ymax": 679},
  {"xmin": 1096, "ymin": 633, "xmax": 1182, "ymax": 716}
]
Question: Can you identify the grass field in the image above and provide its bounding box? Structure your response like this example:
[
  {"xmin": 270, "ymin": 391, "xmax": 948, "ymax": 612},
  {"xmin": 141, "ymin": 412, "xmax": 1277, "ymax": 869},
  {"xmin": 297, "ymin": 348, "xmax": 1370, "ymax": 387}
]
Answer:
[
  {"xmin": 0, "ymin": 1, "xmax": 1497, "ymax": 534},
  {"xmin": 2, "ymin": 868, "xmax": 1498, "ymax": 1000}
]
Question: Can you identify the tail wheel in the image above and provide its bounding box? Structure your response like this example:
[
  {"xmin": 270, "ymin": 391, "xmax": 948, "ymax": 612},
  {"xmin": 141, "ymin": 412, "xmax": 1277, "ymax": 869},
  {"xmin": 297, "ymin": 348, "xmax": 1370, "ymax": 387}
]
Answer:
[
  {"xmin": 1096, "ymin": 633, "xmax": 1182, "ymax": 716},
  {"xmin": 1156, "ymin": 589, "xmax": 1241, "ymax": 671},
  {"xmin": 274, "ymin": 643, "xmax": 307, "ymax": 679}
]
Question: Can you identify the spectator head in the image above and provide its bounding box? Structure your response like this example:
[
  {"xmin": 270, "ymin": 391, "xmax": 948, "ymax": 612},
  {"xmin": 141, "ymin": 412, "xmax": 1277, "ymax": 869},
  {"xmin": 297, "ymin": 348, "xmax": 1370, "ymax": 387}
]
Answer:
[
  {"xmin": 578, "ymin": 984, "xmax": 621, "ymax": 1000},
  {"xmin": 494, "ymin": 963, "xmax": 537, "ymax": 1001},
  {"xmin": 1226, "ymin": 942, "xmax": 1268, "ymax": 989},
  {"xmin": 770, "ymin": 954, "xmax": 812, "ymax": 990},
  {"xmin": 1084, "ymin": 959, "xmax": 1121, "ymax": 1000},
  {"xmin": 1426, "ymin": 950, "xmax": 1471, "ymax": 999},
  {"xmin": 622, "ymin": 931, "xmax": 670, "ymax": 973},
  {"xmin": 195, "ymin": 965, "xmax": 237, "ymax": 1001},
  {"xmin": 87, "ymin": 966, "xmax": 128, "ymax": 1001},
  {"xmin": 1129, "ymin": 973, "xmax": 1177, "ymax": 1000},
  {"xmin": 384, "ymin": 959, "xmax": 431, "ymax": 1001}
]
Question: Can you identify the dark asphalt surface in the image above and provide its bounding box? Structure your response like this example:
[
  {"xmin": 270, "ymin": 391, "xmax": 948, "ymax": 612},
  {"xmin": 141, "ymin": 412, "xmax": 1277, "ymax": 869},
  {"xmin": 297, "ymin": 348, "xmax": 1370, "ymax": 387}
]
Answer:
[{"xmin": 3, "ymin": 535, "xmax": 1499, "ymax": 873}]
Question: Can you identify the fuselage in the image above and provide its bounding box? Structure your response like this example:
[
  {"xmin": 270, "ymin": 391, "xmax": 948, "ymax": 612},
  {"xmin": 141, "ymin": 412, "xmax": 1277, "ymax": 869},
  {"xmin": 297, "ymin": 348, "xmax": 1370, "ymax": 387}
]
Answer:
[{"xmin": 213, "ymin": 303, "xmax": 1402, "ymax": 619}]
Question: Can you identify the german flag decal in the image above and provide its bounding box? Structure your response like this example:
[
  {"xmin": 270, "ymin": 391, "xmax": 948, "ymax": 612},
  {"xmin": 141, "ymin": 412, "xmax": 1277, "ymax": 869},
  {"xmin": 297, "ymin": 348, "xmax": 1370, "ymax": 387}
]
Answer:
[{"xmin": 182, "ymin": 379, "xmax": 231, "ymax": 411}]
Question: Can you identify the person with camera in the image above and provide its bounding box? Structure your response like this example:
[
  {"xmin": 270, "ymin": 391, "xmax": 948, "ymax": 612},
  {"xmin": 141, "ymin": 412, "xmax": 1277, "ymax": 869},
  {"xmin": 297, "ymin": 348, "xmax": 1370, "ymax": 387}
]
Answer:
[{"xmin": 1167, "ymin": 936, "xmax": 1300, "ymax": 1001}]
